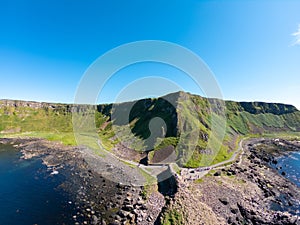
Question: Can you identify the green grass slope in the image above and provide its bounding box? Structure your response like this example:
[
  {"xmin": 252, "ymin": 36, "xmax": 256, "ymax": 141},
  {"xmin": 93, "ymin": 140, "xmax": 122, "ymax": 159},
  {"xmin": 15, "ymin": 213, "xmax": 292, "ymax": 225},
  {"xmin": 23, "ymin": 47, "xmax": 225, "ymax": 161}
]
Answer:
[
  {"xmin": 0, "ymin": 100, "xmax": 76, "ymax": 145},
  {"xmin": 1, "ymin": 93, "xmax": 299, "ymax": 167}
]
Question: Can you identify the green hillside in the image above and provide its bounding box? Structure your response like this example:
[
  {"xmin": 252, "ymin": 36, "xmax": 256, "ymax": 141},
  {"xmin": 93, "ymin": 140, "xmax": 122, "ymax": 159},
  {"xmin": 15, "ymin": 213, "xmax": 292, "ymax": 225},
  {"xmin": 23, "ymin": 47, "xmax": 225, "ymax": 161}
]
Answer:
[
  {"xmin": 178, "ymin": 93, "xmax": 300, "ymax": 167},
  {"xmin": 1, "ymin": 92, "xmax": 299, "ymax": 167}
]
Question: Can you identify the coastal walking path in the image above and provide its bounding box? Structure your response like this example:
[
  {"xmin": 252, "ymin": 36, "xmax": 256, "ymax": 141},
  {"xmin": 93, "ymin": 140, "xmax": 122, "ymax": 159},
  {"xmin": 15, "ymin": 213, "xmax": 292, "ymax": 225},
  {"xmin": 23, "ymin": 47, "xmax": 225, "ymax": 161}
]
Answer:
[
  {"xmin": 180, "ymin": 137, "xmax": 251, "ymax": 181},
  {"xmin": 82, "ymin": 136, "xmax": 249, "ymax": 184},
  {"xmin": 95, "ymin": 140, "xmax": 168, "ymax": 181}
]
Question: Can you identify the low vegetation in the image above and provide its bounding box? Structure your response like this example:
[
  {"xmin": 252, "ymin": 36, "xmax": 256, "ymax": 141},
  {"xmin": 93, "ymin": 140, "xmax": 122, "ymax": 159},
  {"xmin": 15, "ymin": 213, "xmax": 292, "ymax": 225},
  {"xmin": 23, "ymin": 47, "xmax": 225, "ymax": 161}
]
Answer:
[
  {"xmin": 1, "ymin": 92, "xmax": 299, "ymax": 168},
  {"xmin": 161, "ymin": 210, "xmax": 183, "ymax": 225}
]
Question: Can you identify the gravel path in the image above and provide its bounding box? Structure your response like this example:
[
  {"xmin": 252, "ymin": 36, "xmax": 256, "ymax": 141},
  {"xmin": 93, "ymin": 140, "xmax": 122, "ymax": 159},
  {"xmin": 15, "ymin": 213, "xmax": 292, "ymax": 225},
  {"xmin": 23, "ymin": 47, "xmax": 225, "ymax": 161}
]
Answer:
[{"xmin": 180, "ymin": 138, "xmax": 248, "ymax": 181}]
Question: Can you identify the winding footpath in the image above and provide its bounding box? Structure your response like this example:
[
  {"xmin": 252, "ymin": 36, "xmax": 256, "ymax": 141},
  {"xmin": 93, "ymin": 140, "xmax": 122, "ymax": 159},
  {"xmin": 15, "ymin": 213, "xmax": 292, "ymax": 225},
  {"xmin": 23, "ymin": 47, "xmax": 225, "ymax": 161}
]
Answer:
[
  {"xmin": 92, "ymin": 135, "xmax": 256, "ymax": 184},
  {"xmin": 95, "ymin": 140, "xmax": 168, "ymax": 183},
  {"xmin": 94, "ymin": 135, "xmax": 251, "ymax": 184},
  {"xmin": 180, "ymin": 137, "xmax": 250, "ymax": 181}
]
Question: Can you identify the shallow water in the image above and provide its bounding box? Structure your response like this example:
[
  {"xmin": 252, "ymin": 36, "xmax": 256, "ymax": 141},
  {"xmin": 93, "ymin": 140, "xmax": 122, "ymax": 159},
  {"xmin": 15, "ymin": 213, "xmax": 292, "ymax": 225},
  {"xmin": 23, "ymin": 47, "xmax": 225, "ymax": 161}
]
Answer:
[
  {"xmin": 268, "ymin": 151, "xmax": 300, "ymax": 215},
  {"xmin": 0, "ymin": 144, "xmax": 75, "ymax": 225},
  {"xmin": 271, "ymin": 151, "xmax": 300, "ymax": 187}
]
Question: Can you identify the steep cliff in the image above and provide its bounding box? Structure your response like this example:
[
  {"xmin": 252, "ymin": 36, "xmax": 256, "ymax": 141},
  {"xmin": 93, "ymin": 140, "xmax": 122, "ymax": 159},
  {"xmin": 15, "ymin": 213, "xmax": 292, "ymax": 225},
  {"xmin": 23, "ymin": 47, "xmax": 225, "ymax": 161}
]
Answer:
[{"xmin": 1, "ymin": 92, "xmax": 299, "ymax": 167}]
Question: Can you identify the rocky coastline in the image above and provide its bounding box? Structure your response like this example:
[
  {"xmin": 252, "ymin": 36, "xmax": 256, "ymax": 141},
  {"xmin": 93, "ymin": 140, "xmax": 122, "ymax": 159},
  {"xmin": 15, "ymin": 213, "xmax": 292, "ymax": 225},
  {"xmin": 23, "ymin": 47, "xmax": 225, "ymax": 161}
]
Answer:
[
  {"xmin": 1, "ymin": 137, "xmax": 299, "ymax": 225},
  {"xmin": 0, "ymin": 138, "xmax": 164, "ymax": 225},
  {"xmin": 158, "ymin": 138, "xmax": 300, "ymax": 225}
]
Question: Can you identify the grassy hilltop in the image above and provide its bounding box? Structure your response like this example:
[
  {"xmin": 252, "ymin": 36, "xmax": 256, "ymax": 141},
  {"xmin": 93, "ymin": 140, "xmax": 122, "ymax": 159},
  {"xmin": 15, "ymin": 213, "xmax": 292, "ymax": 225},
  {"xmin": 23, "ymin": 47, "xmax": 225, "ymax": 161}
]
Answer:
[{"xmin": 1, "ymin": 92, "xmax": 299, "ymax": 167}]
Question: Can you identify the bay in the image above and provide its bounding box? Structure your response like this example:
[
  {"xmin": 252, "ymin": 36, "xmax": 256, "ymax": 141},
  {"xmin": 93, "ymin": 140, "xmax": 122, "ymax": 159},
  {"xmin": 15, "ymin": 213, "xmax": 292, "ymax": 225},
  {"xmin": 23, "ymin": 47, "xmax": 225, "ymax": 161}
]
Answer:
[
  {"xmin": 273, "ymin": 151, "xmax": 300, "ymax": 187},
  {"xmin": 0, "ymin": 144, "xmax": 75, "ymax": 225}
]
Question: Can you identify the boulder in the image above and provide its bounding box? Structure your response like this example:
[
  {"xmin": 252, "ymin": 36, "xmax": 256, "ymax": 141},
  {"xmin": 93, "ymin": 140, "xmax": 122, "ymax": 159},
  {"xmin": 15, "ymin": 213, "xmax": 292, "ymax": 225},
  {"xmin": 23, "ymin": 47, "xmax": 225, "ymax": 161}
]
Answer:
[{"xmin": 219, "ymin": 197, "xmax": 229, "ymax": 205}]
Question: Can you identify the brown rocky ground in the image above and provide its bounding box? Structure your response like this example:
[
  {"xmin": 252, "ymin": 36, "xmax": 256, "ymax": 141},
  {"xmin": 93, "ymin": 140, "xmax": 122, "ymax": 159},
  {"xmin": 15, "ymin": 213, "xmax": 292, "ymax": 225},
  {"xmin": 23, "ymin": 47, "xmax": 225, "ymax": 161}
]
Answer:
[
  {"xmin": 2, "ymin": 137, "xmax": 300, "ymax": 225},
  {"xmin": 112, "ymin": 142, "xmax": 146, "ymax": 163},
  {"xmin": 0, "ymin": 138, "xmax": 164, "ymax": 225},
  {"xmin": 158, "ymin": 138, "xmax": 300, "ymax": 225}
]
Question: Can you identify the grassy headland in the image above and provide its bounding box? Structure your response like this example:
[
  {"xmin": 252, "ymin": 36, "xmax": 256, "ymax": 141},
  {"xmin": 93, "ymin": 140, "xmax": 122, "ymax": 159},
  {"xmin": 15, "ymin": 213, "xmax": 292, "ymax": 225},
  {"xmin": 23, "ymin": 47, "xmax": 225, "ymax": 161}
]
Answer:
[{"xmin": 1, "ymin": 92, "xmax": 299, "ymax": 167}]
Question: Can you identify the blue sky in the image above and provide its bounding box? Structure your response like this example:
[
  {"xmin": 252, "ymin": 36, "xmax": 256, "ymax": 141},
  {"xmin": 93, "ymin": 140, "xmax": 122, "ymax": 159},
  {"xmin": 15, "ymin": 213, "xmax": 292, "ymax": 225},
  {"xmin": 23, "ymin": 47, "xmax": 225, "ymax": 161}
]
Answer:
[{"xmin": 0, "ymin": 0, "xmax": 300, "ymax": 108}]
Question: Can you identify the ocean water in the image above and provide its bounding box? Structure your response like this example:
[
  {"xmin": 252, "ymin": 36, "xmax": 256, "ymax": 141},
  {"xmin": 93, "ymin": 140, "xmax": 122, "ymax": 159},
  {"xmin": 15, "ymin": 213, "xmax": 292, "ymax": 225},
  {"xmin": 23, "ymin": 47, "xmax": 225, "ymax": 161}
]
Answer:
[
  {"xmin": 272, "ymin": 151, "xmax": 300, "ymax": 187},
  {"xmin": 0, "ymin": 144, "xmax": 75, "ymax": 225}
]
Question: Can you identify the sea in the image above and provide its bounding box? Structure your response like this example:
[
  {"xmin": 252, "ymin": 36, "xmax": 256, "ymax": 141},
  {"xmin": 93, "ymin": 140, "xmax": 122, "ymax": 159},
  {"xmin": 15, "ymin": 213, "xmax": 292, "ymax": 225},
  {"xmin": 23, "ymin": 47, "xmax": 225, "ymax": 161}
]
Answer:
[
  {"xmin": 0, "ymin": 144, "xmax": 75, "ymax": 225},
  {"xmin": 0, "ymin": 143, "xmax": 300, "ymax": 224},
  {"xmin": 271, "ymin": 151, "xmax": 300, "ymax": 187}
]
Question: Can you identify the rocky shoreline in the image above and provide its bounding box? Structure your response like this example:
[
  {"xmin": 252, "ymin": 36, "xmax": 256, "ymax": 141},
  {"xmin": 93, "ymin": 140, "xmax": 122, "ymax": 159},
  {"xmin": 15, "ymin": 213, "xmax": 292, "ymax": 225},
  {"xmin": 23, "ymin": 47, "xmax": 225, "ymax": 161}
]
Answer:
[
  {"xmin": 158, "ymin": 138, "xmax": 300, "ymax": 225},
  {"xmin": 1, "ymin": 137, "xmax": 300, "ymax": 225},
  {"xmin": 0, "ymin": 138, "xmax": 164, "ymax": 225}
]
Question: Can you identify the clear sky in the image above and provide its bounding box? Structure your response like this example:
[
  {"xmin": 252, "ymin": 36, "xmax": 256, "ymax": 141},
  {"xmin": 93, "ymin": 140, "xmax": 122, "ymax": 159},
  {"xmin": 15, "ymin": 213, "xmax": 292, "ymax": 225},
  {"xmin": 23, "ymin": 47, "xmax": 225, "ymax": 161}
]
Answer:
[{"xmin": 0, "ymin": 0, "xmax": 300, "ymax": 109}]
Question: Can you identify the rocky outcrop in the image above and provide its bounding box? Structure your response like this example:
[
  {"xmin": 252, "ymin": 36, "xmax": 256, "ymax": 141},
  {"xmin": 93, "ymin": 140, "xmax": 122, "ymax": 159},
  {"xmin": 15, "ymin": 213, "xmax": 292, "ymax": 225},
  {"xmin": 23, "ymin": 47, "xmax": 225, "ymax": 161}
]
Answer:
[
  {"xmin": 0, "ymin": 99, "xmax": 97, "ymax": 114},
  {"xmin": 0, "ymin": 99, "xmax": 53, "ymax": 108},
  {"xmin": 239, "ymin": 102, "xmax": 298, "ymax": 115},
  {"xmin": 2, "ymin": 136, "xmax": 300, "ymax": 225},
  {"xmin": 2, "ymin": 91, "xmax": 300, "ymax": 137},
  {"xmin": 0, "ymin": 138, "xmax": 164, "ymax": 225},
  {"xmin": 225, "ymin": 101, "xmax": 298, "ymax": 115},
  {"xmin": 175, "ymin": 139, "xmax": 300, "ymax": 225}
]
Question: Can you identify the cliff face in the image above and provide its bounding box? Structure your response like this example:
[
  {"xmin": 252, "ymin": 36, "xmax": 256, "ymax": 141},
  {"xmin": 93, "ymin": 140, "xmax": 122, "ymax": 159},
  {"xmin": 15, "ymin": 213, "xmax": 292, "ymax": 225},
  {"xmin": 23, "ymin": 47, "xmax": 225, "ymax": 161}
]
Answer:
[
  {"xmin": 225, "ymin": 100, "xmax": 298, "ymax": 115},
  {"xmin": 97, "ymin": 92, "xmax": 300, "ymax": 137},
  {"xmin": 97, "ymin": 92, "xmax": 179, "ymax": 139},
  {"xmin": 225, "ymin": 100, "xmax": 300, "ymax": 134},
  {"xmin": 1, "ymin": 92, "xmax": 300, "ymax": 166},
  {"xmin": 96, "ymin": 92, "xmax": 300, "ymax": 166},
  {"xmin": 1, "ymin": 92, "xmax": 300, "ymax": 138},
  {"xmin": 0, "ymin": 99, "xmax": 73, "ymax": 112},
  {"xmin": 0, "ymin": 99, "xmax": 67, "ymax": 109},
  {"xmin": 238, "ymin": 102, "xmax": 298, "ymax": 115}
]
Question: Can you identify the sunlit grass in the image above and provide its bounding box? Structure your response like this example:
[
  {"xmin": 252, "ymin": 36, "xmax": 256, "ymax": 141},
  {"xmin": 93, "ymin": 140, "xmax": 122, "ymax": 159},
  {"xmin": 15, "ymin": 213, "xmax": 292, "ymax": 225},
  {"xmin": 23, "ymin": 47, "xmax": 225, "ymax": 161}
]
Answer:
[{"xmin": 0, "ymin": 131, "xmax": 76, "ymax": 146}]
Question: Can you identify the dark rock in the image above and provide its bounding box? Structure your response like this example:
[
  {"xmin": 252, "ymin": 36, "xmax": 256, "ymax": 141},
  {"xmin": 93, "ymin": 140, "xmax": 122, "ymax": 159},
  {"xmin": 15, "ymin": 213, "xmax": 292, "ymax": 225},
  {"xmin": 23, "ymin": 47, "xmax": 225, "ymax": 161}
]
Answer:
[
  {"xmin": 262, "ymin": 157, "xmax": 270, "ymax": 162},
  {"xmin": 214, "ymin": 171, "xmax": 221, "ymax": 176},
  {"xmin": 118, "ymin": 210, "xmax": 129, "ymax": 218},
  {"xmin": 227, "ymin": 217, "xmax": 233, "ymax": 224},
  {"xmin": 114, "ymin": 215, "xmax": 121, "ymax": 221},
  {"xmin": 219, "ymin": 197, "xmax": 229, "ymax": 205},
  {"xmin": 122, "ymin": 204, "xmax": 134, "ymax": 211},
  {"xmin": 230, "ymin": 206, "xmax": 239, "ymax": 214}
]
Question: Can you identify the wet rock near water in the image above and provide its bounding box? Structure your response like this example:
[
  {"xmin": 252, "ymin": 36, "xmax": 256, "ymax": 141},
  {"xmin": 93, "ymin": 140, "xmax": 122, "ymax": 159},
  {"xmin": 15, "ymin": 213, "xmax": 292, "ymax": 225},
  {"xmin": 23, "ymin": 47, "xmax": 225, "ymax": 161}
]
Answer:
[
  {"xmin": 191, "ymin": 138, "xmax": 300, "ymax": 225},
  {"xmin": 2, "ymin": 137, "xmax": 300, "ymax": 225},
  {"xmin": 1, "ymin": 137, "xmax": 165, "ymax": 225}
]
